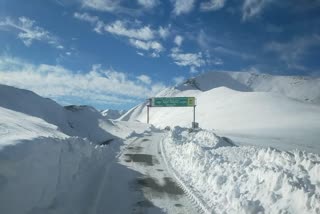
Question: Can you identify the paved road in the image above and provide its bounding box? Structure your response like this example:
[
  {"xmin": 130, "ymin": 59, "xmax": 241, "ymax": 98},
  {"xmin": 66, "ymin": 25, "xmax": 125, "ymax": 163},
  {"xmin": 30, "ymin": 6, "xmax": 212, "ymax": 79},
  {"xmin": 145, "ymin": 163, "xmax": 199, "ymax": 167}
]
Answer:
[{"xmin": 93, "ymin": 130, "xmax": 198, "ymax": 214}]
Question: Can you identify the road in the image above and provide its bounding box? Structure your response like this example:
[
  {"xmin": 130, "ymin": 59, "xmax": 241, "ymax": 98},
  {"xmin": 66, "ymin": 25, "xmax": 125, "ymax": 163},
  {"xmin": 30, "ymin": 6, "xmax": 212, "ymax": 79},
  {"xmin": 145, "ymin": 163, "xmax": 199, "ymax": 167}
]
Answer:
[{"xmin": 92, "ymin": 129, "xmax": 199, "ymax": 214}]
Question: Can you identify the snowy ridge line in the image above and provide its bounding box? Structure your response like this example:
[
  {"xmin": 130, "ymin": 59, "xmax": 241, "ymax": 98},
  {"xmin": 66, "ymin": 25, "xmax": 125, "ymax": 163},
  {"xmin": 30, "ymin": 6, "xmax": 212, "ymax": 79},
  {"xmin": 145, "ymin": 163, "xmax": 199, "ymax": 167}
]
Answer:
[{"xmin": 160, "ymin": 135, "xmax": 212, "ymax": 214}]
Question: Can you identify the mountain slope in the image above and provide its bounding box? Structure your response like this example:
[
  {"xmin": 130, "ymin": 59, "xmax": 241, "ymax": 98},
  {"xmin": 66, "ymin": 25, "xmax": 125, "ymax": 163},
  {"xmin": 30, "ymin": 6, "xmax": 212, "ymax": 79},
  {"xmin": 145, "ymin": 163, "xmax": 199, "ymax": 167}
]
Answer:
[
  {"xmin": 101, "ymin": 109, "xmax": 126, "ymax": 120},
  {"xmin": 175, "ymin": 71, "xmax": 320, "ymax": 103},
  {"xmin": 120, "ymin": 72, "xmax": 320, "ymax": 153},
  {"xmin": 0, "ymin": 84, "xmax": 115, "ymax": 143}
]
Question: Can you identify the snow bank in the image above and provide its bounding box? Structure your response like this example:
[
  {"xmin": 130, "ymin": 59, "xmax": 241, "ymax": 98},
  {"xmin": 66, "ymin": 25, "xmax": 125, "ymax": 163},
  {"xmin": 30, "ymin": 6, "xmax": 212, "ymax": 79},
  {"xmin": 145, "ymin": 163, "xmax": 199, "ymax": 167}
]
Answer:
[
  {"xmin": 0, "ymin": 137, "xmax": 119, "ymax": 214},
  {"xmin": 162, "ymin": 127, "xmax": 320, "ymax": 214}
]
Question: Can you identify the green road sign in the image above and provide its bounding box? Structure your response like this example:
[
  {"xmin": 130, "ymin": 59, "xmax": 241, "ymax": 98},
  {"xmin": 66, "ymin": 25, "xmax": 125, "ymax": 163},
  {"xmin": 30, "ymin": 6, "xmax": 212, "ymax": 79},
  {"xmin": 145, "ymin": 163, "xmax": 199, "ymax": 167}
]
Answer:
[{"xmin": 150, "ymin": 97, "xmax": 195, "ymax": 107}]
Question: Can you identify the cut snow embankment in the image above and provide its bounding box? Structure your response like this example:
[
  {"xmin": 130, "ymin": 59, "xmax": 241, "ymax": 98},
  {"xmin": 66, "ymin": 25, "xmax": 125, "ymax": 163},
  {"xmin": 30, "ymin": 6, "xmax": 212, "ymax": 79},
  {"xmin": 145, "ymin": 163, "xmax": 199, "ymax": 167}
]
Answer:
[
  {"xmin": 0, "ymin": 137, "xmax": 119, "ymax": 214},
  {"xmin": 162, "ymin": 127, "xmax": 320, "ymax": 214}
]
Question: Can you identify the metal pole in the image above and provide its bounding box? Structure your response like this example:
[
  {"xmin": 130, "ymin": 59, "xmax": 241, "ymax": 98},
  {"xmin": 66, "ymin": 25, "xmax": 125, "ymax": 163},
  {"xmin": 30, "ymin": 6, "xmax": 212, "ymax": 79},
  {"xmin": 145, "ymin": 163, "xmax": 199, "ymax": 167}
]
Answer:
[
  {"xmin": 147, "ymin": 105, "xmax": 149, "ymax": 124},
  {"xmin": 193, "ymin": 105, "xmax": 196, "ymax": 124}
]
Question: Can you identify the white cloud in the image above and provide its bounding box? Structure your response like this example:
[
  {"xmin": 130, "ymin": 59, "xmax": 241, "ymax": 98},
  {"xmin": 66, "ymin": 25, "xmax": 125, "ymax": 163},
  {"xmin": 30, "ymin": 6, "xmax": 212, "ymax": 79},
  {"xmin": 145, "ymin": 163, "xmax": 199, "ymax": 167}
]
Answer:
[
  {"xmin": 137, "ymin": 74, "xmax": 152, "ymax": 84},
  {"xmin": 74, "ymin": 12, "xmax": 105, "ymax": 33},
  {"xmin": 171, "ymin": 0, "xmax": 195, "ymax": 15},
  {"xmin": 129, "ymin": 39, "xmax": 164, "ymax": 53},
  {"xmin": 214, "ymin": 46, "xmax": 254, "ymax": 59},
  {"xmin": 73, "ymin": 14, "xmax": 168, "ymax": 56},
  {"xmin": 0, "ymin": 56, "xmax": 166, "ymax": 105},
  {"xmin": 74, "ymin": 14, "xmax": 169, "ymax": 57},
  {"xmin": 137, "ymin": 51, "xmax": 145, "ymax": 56},
  {"xmin": 0, "ymin": 17, "xmax": 60, "ymax": 48},
  {"xmin": 173, "ymin": 76, "xmax": 185, "ymax": 85},
  {"xmin": 265, "ymin": 35, "xmax": 320, "ymax": 70},
  {"xmin": 81, "ymin": 0, "xmax": 120, "ymax": 12},
  {"xmin": 74, "ymin": 15, "xmax": 169, "ymax": 42},
  {"xmin": 74, "ymin": 12, "xmax": 99, "ymax": 24},
  {"xmin": 80, "ymin": 0, "xmax": 141, "ymax": 15},
  {"xmin": 200, "ymin": 0, "xmax": 227, "ymax": 11},
  {"xmin": 158, "ymin": 26, "xmax": 170, "ymax": 39},
  {"xmin": 174, "ymin": 35, "xmax": 183, "ymax": 46},
  {"xmin": 105, "ymin": 20, "xmax": 155, "ymax": 41},
  {"xmin": 210, "ymin": 57, "xmax": 224, "ymax": 65},
  {"xmin": 190, "ymin": 66, "xmax": 199, "ymax": 73},
  {"xmin": 137, "ymin": 0, "xmax": 159, "ymax": 8},
  {"xmin": 170, "ymin": 49, "xmax": 205, "ymax": 67},
  {"xmin": 242, "ymin": 0, "xmax": 272, "ymax": 21}
]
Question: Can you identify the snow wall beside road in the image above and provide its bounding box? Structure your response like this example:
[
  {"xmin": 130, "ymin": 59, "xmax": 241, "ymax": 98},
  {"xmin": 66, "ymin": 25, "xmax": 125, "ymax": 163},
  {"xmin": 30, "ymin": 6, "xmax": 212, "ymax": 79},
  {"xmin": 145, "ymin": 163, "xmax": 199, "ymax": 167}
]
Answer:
[{"xmin": 0, "ymin": 137, "xmax": 118, "ymax": 214}]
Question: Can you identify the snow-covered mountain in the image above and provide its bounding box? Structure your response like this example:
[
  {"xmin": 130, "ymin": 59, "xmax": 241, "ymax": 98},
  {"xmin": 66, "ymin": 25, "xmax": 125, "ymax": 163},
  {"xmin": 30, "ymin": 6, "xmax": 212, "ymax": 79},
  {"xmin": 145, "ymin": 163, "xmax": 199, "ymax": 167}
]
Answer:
[
  {"xmin": 174, "ymin": 71, "xmax": 320, "ymax": 103},
  {"xmin": 120, "ymin": 71, "xmax": 320, "ymax": 153},
  {"xmin": 0, "ymin": 84, "xmax": 115, "ymax": 144},
  {"xmin": 101, "ymin": 109, "xmax": 126, "ymax": 120},
  {"xmin": 0, "ymin": 84, "xmax": 124, "ymax": 214}
]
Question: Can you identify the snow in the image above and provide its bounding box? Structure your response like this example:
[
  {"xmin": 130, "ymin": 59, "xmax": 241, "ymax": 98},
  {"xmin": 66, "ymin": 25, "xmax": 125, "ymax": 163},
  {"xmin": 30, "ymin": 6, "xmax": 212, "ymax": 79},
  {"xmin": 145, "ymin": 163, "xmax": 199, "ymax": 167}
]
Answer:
[
  {"xmin": 1, "ymin": 69, "xmax": 320, "ymax": 214},
  {"xmin": 162, "ymin": 127, "xmax": 320, "ymax": 214},
  {"xmin": 0, "ymin": 84, "xmax": 115, "ymax": 143},
  {"xmin": 0, "ymin": 137, "xmax": 119, "ymax": 214},
  {"xmin": 179, "ymin": 71, "xmax": 320, "ymax": 103},
  {"xmin": 120, "ymin": 77, "xmax": 320, "ymax": 153},
  {"xmin": 0, "ymin": 106, "xmax": 67, "ymax": 148},
  {"xmin": 0, "ymin": 84, "xmax": 196, "ymax": 214},
  {"xmin": 101, "ymin": 109, "xmax": 126, "ymax": 120},
  {"xmin": 0, "ymin": 84, "xmax": 123, "ymax": 213}
]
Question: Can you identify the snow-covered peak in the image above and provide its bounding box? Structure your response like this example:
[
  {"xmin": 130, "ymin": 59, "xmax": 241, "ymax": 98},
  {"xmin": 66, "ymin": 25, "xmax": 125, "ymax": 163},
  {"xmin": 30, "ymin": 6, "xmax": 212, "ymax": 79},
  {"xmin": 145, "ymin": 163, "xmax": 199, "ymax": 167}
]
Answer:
[
  {"xmin": 101, "ymin": 109, "xmax": 126, "ymax": 120},
  {"xmin": 174, "ymin": 71, "xmax": 320, "ymax": 103}
]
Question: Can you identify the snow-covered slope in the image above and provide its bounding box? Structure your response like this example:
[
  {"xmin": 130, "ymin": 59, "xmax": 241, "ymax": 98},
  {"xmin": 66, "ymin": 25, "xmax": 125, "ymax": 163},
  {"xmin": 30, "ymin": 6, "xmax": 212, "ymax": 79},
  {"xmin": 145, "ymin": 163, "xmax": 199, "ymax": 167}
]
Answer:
[
  {"xmin": 175, "ymin": 71, "xmax": 320, "ymax": 103},
  {"xmin": 0, "ymin": 84, "xmax": 115, "ymax": 143},
  {"xmin": 0, "ymin": 84, "xmax": 123, "ymax": 214},
  {"xmin": 120, "ymin": 72, "xmax": 320, "ymax": 153},
  {"xmin": 101, "ymin": 109, "xmax": 126, "ymax": 120},
  {"xmin": 0, "ymin": 106, "xmax": 67, "ymax": 148}
]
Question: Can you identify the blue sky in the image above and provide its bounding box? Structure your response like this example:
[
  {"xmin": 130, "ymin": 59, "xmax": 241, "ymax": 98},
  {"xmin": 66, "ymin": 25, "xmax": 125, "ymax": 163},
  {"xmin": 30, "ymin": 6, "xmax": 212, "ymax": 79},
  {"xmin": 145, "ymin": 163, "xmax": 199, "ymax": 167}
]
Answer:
[{"xmin": 0, "ymin": 0, "xmax": 319, "ymax": 110}]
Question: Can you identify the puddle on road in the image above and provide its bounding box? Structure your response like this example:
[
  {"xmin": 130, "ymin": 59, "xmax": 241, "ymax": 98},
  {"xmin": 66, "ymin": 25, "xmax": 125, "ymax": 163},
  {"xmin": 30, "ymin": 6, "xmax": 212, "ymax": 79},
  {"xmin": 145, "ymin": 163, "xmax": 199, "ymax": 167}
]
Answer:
[
  {"xmin": 136, "ymin": 200, "xmax": 154, "ymax": 207},
  {"xmin": 124, "ymin": 154, "xmax": 157, "ymax": 166},
  {"xmin": 127, "ymin": 146, "xmax": 143, "ymax": 152},
  {"xmin": 135, "ymin": 177, "xmax": 184, "ymax": 196},
  {"xmin": 99, "ymin": 139, "xmax": 113, "ymax": 145},
  {"xmin": 132, "ymin": 199, "xmax": 157, "ymax": 214}
]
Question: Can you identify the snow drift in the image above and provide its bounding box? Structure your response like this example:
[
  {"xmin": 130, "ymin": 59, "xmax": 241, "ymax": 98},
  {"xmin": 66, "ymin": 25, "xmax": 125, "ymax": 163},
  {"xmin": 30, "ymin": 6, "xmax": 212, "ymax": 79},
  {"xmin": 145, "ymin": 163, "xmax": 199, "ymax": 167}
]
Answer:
[{"xmin": 162, "ymin": 127, "xmax": 320, "ymax": 214}]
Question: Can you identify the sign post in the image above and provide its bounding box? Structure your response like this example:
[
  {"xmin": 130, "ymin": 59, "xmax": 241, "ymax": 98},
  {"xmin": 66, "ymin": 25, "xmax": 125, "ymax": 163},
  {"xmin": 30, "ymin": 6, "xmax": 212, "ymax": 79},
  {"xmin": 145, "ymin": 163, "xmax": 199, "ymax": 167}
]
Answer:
[{"xmin": 147, "ymin": 97, "xmax": 197, "ymax": 128}]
